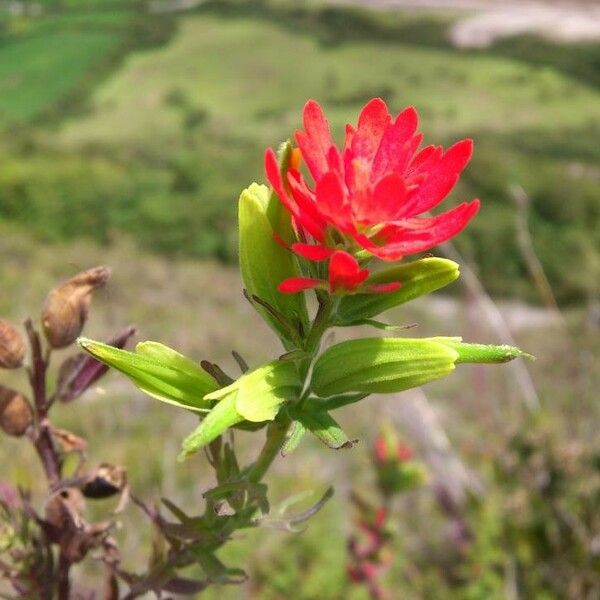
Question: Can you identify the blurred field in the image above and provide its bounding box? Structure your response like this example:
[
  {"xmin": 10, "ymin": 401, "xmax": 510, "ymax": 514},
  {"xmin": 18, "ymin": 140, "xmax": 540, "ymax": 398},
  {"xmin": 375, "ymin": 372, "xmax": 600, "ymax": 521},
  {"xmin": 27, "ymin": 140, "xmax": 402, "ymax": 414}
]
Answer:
[
  {"xmin": 0, "ymin": 0, "xmax": 599, "ymax": 597},
  {"xmin": 0, "ymin": 225, "xmax": 598, "ymax": 597},
  {"xmin": 0, "ymin": 0, "xmax": 598, "ymax": 302}
]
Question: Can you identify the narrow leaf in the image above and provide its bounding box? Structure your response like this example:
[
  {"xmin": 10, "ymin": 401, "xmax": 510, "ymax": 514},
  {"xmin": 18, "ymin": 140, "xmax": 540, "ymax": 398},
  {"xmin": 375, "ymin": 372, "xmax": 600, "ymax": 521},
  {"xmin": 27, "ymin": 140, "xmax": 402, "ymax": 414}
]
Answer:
[
  {"xmin": 281, "ymin": 420, "xmax": 306, "ymax": 457},
  {"xmin": 78, "ymin": 338, "xmax": 218, "ymax": 412},
  {"xmin": 291, "ymin": 409, "xmax": 354, "ymax": 449},
  {"xmin": 335, "ymin": 258, "xmax": 459, "ymax": 325},
  {"xmin": 179, "ymin": 394, "xmax": 243, "ymax": 460}
]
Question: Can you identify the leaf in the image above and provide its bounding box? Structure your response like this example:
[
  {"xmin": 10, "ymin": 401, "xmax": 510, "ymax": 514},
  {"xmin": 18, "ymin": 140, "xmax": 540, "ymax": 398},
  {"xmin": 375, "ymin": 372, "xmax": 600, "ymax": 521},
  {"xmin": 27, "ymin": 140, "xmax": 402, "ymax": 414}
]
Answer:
[
  {"xmin": 205, "ymin": 359, "xmax": 301, "ymax": 423},
  {"xmin": 78, "ymin": 338, "xmax": 218, "ymax": 412},
  {"xmin": 334, "ymin": 258, "xmax": 459, "ymax": 325},
  {"xmin": 179, "ymin": 393, "xmax": 243, "ymax": 460},
  {"xmin": 239, "ymin": 183, "xmax": 308, "ymax": 343},
  {"xmin": 266, "ymin": 487, "xmax": 335, "ymax": 532},
  {"xmin": 291, "ymin": 408, "xmax": 354, "ymax": 449},
  {"xmin": 430, "ymin": 338, "xmax": 534, "ymax": 363},
  {"xmin": 306, "ymin": 392, "xmax": 369, "ymax": 412},
  {"xmin": 281, "ymin": 420, "xmax": 306, "ymax": 457},
  {"xmin": 311, "ymin": 337, "xmax": 459, "ymax": 397},
  {"xmin": 346, "ymin": 319, "xmax": 417, "ymax": 331}
]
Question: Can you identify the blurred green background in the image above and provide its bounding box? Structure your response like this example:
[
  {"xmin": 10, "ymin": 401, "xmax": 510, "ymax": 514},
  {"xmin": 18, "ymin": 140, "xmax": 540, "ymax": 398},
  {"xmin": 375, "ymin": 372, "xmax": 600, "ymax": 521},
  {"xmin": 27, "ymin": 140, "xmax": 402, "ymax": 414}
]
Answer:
[{"xmin": 0, "ymin": 0, "xmax": 599, "ymax": 598}]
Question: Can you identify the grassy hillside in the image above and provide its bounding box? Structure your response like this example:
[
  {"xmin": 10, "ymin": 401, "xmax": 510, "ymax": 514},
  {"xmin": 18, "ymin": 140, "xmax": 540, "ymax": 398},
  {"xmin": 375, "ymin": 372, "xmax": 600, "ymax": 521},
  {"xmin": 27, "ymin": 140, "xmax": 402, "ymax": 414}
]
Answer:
[
  {"xmin": 0, "ymin": 226, "xmax": 597, "ymax": 597},
  {"xmin": 0, "ymin": 1, "xmax": 598, "ymax": 305}
]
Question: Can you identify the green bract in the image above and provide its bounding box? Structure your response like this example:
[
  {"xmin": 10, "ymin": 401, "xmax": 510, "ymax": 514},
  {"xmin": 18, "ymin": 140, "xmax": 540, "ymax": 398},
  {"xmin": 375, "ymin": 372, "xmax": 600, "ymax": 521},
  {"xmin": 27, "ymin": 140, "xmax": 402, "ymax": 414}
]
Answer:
[
  {"xmin": 180, "ymin": 359, "xmax": 301, "ymax": 458},
  {"xmin": 334, "ymin": 258, "xmax": 460, "ymax": 325},
  {"xmin": 311, "ymin": 337, "xmax": 459, "ymax": 397},
  {"xmin": 205, "ymin": 359, "xmax": 301, "ymax": 423},
  {"xmin": 311, "ymin": 337, "xmax": 531, "ymax": 398},
  {"xmin": 430, "ymin": 337, "xmax": 535, "ymax": 363},
  {"xmin": 239, "ymin": 183, "xmax": 308, "ymax": 344},
  {"xmin": 180, "ymin": 393, "xmax": 243, "ymax": 460},
  {"xmin": 78, "ymin": 338, "xmax": 218, "ymax": 411}
]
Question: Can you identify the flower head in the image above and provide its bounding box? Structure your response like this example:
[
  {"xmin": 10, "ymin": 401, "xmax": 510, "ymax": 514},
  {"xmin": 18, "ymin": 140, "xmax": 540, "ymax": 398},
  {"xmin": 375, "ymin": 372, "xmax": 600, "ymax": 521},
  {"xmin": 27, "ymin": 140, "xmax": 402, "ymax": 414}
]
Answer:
[{"xmin": 266, "ymin": 98, "xmax": 479, "ymax": 294}]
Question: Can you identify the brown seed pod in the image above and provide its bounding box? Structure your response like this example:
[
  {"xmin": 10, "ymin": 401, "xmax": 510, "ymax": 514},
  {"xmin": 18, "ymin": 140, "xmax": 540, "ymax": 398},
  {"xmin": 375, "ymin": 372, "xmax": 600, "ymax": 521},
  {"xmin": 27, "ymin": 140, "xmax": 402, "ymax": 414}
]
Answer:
[
  {"xmin": 44, "ymin": 487, "xmax": 86, "ymax": 530},
  {"xmin": 0, "ymin": 386, "xmax": 33, "ymax": 437},
  {"xmin": 42, "ymin": 266, "xmax": 111, "ymax": 349},
  {"xmin": 81, "ymin": 464, "xmax": 127, "ymax": 500},
  {"xmin": 0, "ymin": 319, "xmax": 25, "ymax": 369}
]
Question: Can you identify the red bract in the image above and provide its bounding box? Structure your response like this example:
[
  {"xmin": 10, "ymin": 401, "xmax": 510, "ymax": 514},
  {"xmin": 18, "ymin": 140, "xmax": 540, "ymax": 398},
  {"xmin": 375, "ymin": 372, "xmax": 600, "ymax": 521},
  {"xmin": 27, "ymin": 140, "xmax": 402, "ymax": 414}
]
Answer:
[
  {"xmin": 278, "ymin": 250, "xmax": 400, "ymax": 295},
  {"xmin": 265, "ymin": 98, "xmax": 479, "ymax": 262}
]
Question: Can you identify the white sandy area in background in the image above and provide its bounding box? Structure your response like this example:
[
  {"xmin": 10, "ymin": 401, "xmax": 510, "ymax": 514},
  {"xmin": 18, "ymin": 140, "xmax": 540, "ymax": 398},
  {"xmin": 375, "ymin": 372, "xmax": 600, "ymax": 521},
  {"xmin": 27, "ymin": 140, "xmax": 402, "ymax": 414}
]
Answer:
[{"xmin": 329, "ymin": 0, "xmax": 600, "ymax": 47}]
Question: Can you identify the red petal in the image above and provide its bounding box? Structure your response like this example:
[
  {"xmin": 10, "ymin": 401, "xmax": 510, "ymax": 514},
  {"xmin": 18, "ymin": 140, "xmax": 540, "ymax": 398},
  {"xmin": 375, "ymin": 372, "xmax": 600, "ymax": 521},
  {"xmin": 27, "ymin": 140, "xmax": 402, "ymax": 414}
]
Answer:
[
  {"xmin": 278, "ymin": 277, "xmax": 323, "ymax": 294},
  {"xmin": 405, "ymin": 139, "xmax": 474, "ymax": 215},
  {"xmin": 374, "ymin": 199, "xmax": 480, "ymax": 257},
  {"xmin": 287, "ymin": 170, "xmax": 327, "ymax": 241},
  {"xmin": 328, "ymin": 251, "xmax": 369, "ymax": 292},
  {"xmin": 272, "ymin": 231, "xmax": 289, "ymax": 250},
  {"xmin": 291, "ymin": 243, "xmax": 334, "ymax": 261},
  {"xmin": 351, "ymin": 98, "xmax": 392, "ymax": 165},
  {"xmin": 371, "ymin": 106, "xmax": 419, "ymax": 181},
  {"xmin": 295, "ymin": 100, "xmax": 334, "ymax": 182},
  {"xmin": 356, "ymin": 173, "xmax": 407, "ymax": 224},
  {"xmin": 315, "ymin": 171, "xmax": 353, "ymax": 231}
]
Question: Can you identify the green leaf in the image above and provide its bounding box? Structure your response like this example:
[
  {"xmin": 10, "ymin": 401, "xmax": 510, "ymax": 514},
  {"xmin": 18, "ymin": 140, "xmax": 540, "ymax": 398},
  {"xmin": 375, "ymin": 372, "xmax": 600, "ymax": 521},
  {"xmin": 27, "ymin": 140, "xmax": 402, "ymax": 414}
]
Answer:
[
  {"xmin": 430, "ymin": 338, "xmax": 534, "ymax": 363},
  {"xmin": 78, "ymin": 338, "xmax": 218, "ymax": 411},
  {"xmin": 281, "ymin": 420, "xmax": 306, "ymax": 457},
  {"xmin": 306, "ymin": 392, "xmax": 369, "ymax": 412},
  {"xmin": 334, "ymin": 258, "xmax": 459, "ymax": 325},
  {"xmin": 291, "ymin": 408, "xmax": 354, "ymax": 449},
  {"xmin": 239, "ymin": 183, "xmax": 308, "ymax": 343},
  {"xmin": 179, "ymin": 393, "xmax": 243, "ymax": 460},
  {"xmin": 311, "ymin": 337, "xmax": 459, "ymax": 397},
  {"xmin": 205, "ymin": 359, "xmax": 301, "ymax": 423}
]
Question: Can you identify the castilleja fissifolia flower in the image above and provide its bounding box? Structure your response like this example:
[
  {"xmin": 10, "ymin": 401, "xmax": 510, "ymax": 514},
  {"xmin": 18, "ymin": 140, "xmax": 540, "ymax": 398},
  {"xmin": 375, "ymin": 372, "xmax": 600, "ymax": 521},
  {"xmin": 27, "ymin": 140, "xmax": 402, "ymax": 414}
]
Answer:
[{"xmin": 265, "ymin": 98, "xmax": 479, "ymax": 294}]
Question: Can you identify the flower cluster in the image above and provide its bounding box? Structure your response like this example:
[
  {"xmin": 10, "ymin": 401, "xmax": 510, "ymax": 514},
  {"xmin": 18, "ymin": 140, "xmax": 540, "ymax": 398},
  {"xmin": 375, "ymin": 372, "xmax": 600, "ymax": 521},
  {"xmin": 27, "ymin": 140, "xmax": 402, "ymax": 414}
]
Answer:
[{"xmin": 265, "ymin": 98, "xmax": 479, "ymax": 294}]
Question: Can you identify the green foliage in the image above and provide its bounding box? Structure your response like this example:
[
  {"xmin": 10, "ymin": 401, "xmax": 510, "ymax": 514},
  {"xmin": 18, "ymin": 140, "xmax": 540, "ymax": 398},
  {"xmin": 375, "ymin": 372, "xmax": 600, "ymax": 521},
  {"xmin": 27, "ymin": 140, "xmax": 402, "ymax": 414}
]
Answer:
[
  {"xmin": 311, "ymin": 337, "xmax": 459, "ymax": 397},
  {"xmin": 239, "ymin": 182, "xmax": 308, "ymax": 344},
  {"xmin": 0, "ymin": 4, "xmax": 598, "ymax": 304},
  {"xmin": 335, "ymin": 258, "xmax": 460, "ymax": 325},
  {"xmin": 78, "ymin": 338, "xmax": 219, "ymax": 411},
  {"xmin": 180, "ymin": 359, "xmax": 301, "ymax": 457}
]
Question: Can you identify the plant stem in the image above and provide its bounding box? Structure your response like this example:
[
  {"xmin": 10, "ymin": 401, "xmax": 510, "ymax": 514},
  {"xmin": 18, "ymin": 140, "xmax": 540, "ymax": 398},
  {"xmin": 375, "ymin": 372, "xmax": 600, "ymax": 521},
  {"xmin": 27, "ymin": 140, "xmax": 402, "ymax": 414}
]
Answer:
[
  {"xmin": 304, "ymin": 296, "xmax": 334, "ymax": 355},
  {"xmin": 57, "ymin": 554, "xmax": 71, "ymax": 600},
  {"xmin": 24, "ymin": 319, "xmax": 61, "ymax": 489},
  {"xmin": 248, "ymin": 296, "xmax": 335, "ymax": 483},
  {"xmin": 247, "ymin": 416, "xmax": 292, "ymax": 483}
]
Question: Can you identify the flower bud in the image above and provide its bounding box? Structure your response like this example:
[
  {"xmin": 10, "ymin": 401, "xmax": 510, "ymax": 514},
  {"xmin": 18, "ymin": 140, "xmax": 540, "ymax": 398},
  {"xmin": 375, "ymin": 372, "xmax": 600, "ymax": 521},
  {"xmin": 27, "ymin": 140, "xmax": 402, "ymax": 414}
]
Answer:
[
  {"xmin": 0, "ymin": 319, "xmax": 25, "ymax": 369},
  {"xmin": 0, "ymin": 386, "xmax": 33, "ymax": 437},
  {"xmin": 42, "ymin": 266, "xmax": 111, "ymax": 349}
]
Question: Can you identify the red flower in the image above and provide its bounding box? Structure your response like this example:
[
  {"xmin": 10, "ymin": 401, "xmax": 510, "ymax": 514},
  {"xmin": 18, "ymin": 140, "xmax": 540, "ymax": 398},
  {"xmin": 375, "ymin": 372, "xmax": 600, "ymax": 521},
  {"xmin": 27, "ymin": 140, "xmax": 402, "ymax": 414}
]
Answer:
[
  {"xmin": 265, "ymin": 98, "xmax": 479, "ymax": 262},
  {"xmin": 278, "ymin": 250, "xmax": 401, "ymax": 295}
]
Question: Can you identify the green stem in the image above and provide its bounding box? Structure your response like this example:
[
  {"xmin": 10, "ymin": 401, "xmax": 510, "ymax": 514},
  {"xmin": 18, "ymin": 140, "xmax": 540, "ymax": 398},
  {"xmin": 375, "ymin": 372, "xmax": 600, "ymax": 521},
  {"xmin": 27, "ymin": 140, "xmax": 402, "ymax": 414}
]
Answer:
[
  {"xmin": 248, "ymin": 295, "xmax": 336, "ymax": 483},
  {"xmin": 247, "ymin": 416, "xmax": 292, "ymax": 483},
  {"xmin": 304, "ymin": 296, "xmax": 334, "ymax": 355}
]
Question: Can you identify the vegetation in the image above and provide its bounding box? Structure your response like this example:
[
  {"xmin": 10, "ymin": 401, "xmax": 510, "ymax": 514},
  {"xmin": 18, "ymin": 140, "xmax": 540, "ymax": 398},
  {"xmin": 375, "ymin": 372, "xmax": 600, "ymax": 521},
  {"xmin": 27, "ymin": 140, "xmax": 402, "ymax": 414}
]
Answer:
[
  {"xmin": 0, "ymin": 1, "xmax": 599, "ymax": 596},
  {"xmin": 0, "ymin": 0, "xmax": 598, "ymax": 303}
]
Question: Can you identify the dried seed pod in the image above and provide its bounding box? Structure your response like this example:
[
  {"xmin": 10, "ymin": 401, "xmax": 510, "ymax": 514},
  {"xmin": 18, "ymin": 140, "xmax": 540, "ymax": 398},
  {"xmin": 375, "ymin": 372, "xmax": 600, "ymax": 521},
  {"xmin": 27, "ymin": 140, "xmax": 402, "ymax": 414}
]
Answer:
[
  {"xmin": 0, "ymin": 386, "xmax": 33, "ymax": 437},
  {"xmin": 42, "ymin": 266, "xmax": 111, "ymax": 349},
  {"xmin": 0, "ymin": 319, "xmax": 25, "ymax": 369},
  {"xmin": 81, "ymin": 464, "xmax": 127, "ymax": 500},
  {"xmin": 44, "ymin": 487, "xmax": 86, "ymax": 530}
]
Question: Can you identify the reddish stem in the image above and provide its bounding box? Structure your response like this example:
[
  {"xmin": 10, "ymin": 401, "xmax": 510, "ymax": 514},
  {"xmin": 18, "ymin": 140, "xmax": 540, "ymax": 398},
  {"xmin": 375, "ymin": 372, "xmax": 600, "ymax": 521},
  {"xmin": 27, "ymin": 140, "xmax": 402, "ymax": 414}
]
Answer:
[{"xmin": 24, "ymin": 319, "xmax": 62, "ymax": 488}]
